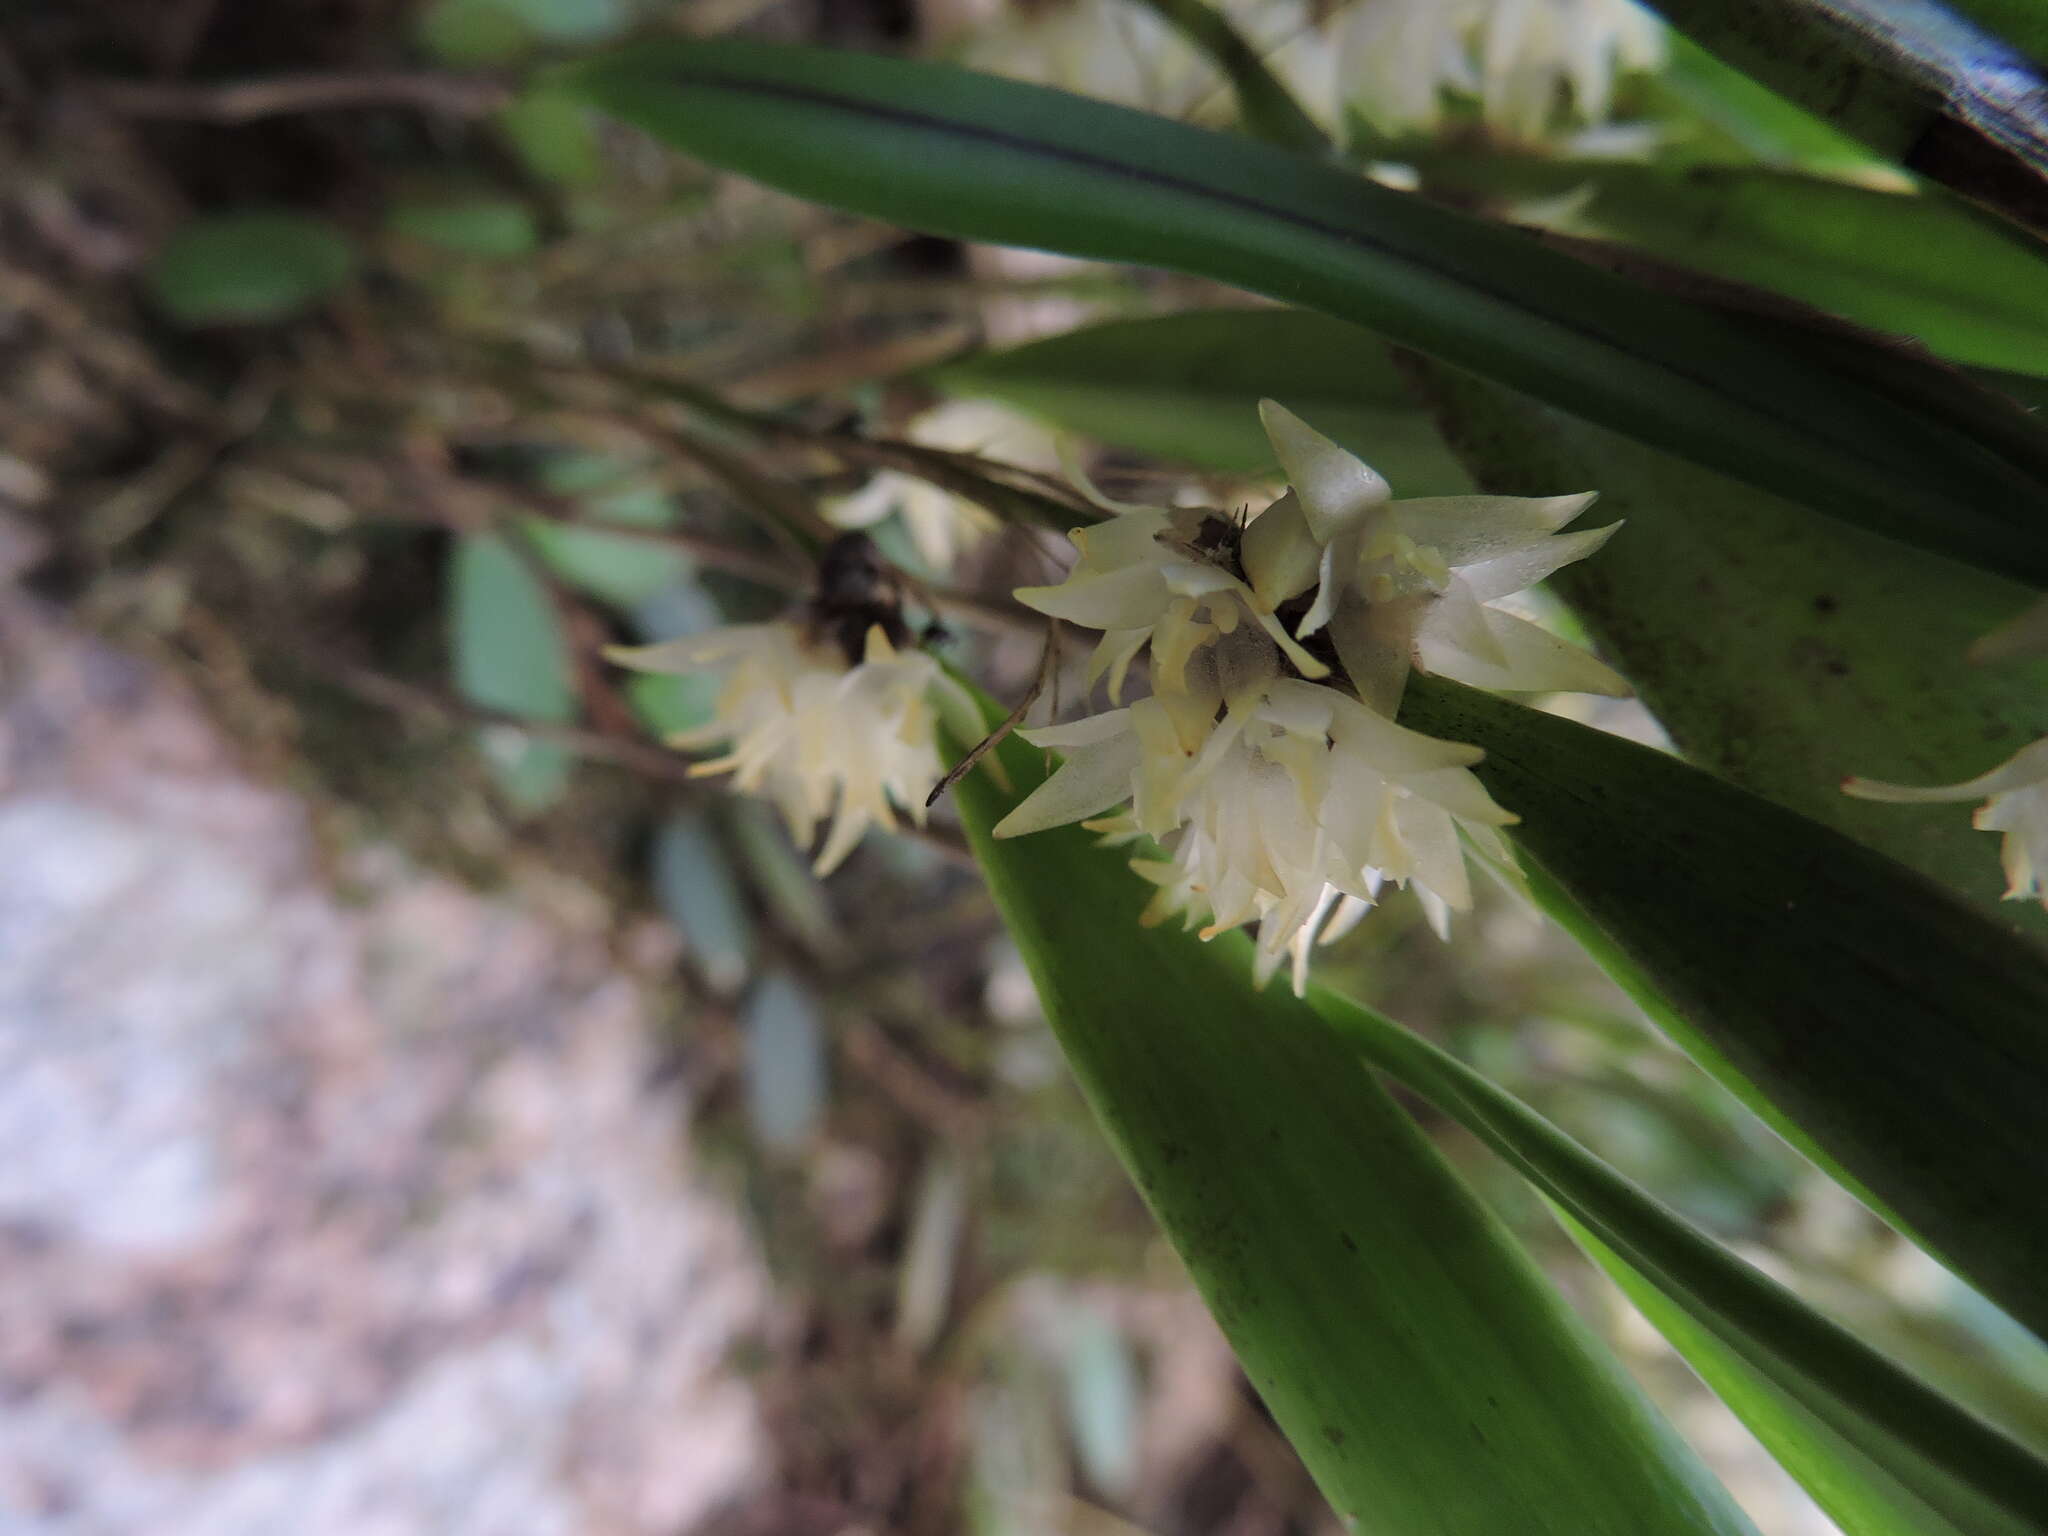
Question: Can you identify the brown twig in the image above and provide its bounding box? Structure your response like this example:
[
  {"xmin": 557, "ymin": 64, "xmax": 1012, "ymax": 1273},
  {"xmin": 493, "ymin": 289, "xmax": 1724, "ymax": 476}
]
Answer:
[
  {"xmin": 83, "ymin": 70, "xmax": 513, "ymax": 123},
  {"xmin": 926, "ymin": 620, "xmax": 1058, "ymax": 808},
  {"xmin": 487, "ymin": 483, "xmax": 811, "ymax": 592},
  {"xmin": 316, "ymin": 658, "xmax": 707, "ymax": 783}
]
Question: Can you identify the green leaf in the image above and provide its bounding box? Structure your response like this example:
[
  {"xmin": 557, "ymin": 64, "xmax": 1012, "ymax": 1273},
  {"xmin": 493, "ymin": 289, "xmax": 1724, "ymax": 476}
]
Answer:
[
  {"xmin": 1303, "ymin": 988, "xmax": 2048, "ymax": 1536},
  {"xmin": 416, "ymin": 0, "xmax": 532, "ymax": 64},
  {"xmin": 388, "ymin": 194, "xmax": 540, "ymax": 259},
  {"xmin": 148, "ymin": 211, "xmax": 356, "ymax": 325},
  {"xmin": 450, "ymin": 532, "xmax": 576, "ymax": 720},
  {"xmin": 498, "ymin": 86, "xmax": 606, "ymax": 185},
  {"xmin": 561, "ymin": 40, "xmax": 2048, "ymax": 585},
  {"xmin": 953, "ymin": 712, "xmax": 1760, "ymax": 1535},
  {"xmin": 450, "ymin": 532, "xmax": 577, "ymax": 810},
  {"xmin": 1404, "ymin": 154, "xmax": 2048, "ymax": 377},
  {"xmin": 742, "ymin": 969, "xmax": 828, "ymax": 1153},
  {"xmin": 1398, "ymin": 674, "xmax": 2048, "ymax": 1343},
  {"xmin": 1633, "ymin": 0, "xmax": 2048, "ymax": 235},
  {"xmin": 931, "ymin": 308, "xmax": 1473, "ymax": 488},
  {"xmin": 1410, "ymin": 366, "xmax": 2048, "ymax": 938},
  {"xmin": 1585, "ymin": 1228, "xmax": 2033, "ymax": 1536},
  {"xmin": 519, "ymin": 518, "xmax": 689, "ymax": 608},
  {"xmin": 652, "ymin": 807, "xmax": 755, "ymax": 997},
  {"xmin": 1655, "ymin": 31, "xmax": 1891, "ymax": 172}
]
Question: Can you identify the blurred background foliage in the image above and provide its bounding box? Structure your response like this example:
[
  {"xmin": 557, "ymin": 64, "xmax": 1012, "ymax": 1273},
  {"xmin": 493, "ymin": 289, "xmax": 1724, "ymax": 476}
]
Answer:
[{"xmin": 4, "ymin": 0, "xmax": 2045, "ymax": 1531}]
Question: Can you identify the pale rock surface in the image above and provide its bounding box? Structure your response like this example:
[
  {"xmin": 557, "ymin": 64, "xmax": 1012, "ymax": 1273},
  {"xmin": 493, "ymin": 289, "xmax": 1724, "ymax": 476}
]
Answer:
[{"xmin": 0, "ymin": 594, "xmax": 767, "ymax": 1535}]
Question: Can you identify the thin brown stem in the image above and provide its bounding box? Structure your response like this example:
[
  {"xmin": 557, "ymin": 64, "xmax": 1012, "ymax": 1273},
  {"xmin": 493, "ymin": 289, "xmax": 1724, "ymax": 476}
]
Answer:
[
  {"xmin": 316, "ymin": 658, "xmax": 707, "ymax": 783},
  {"xmin": 83, "ymin": 70, "xmax": 512, "ymax": 123}
]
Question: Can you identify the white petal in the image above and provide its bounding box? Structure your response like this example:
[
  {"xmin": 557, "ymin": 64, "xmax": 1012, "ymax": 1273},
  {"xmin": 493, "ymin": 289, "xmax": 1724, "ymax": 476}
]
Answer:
[
  {"xmin": 1392, "ymin": 492, "xmax": 1598, "ymax": 564},
  {"xmin": 1015, "ymin": 563, "xmax": 1168, "ymax": 629},
  {"xmin": 1424, "ymin": 581, "xmax": 1511, "ymax": 669},
  {"xmin": 1416, "ymin": 607, "xmax": 1630, "ymax": 696},
  {"xmin": 1259, "ymin": 400, "xmax": 1390, "ymax": 540},
  {"xmin": 1393, "ymin": 797, "xmax": 1472, "ymax": 913},
  {"xmin": 1069, "ymin": 508, "xmax": 1172, "ymax": 565},
  {"xmin": 813, "ymin": 802, "xmax": 873, "ymax": 876},
  {"xmin": 1323, "ymin": 686, "xmax": 1487, "ymax": 773},
  {"xmin": 1399, "ymin": 765, "xmax": 1518, "ymax": 826},
  {"xmin": 604, "ymin": 625, "xmax": 776, "ymax": 673},
  {"xmin": 1085, "ymin": 628, "xmax": 1151, "ymax": 704},
  {"xmin": 1458, "ymin": 522, "xmax": 1621, "ymax": 602},
  {"xmin": 1844, "ymin": 737, "xmax": 2048, "ymax": 804},
  {"xmin": 823, "ymin": 473, "xmax": 903, "ymax": 531},
  {"xmin": 994, "ymin": 727, "xmax": 1144, "ymax": 836},
  {"xmin": 1021, "ymin": 707, "xmax": 1137, "ymax": 750},
  {"xmin": 1239, "ymin": 491, "xmax": 1321, "ymax": 610},
  {"xmin": 1328, "ymin": 595, "xmax": 1417, "ymax": 718}
]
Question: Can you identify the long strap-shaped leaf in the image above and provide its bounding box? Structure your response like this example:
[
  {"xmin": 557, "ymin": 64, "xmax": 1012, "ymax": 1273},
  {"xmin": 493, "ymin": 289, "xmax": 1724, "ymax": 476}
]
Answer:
[
  {"xmin": 561, "ymin": 41, "xmax": 2048, "ymax": 586},
  {"xmin": 1399, "ymin": 675, "xmax": 2048, "ymax": 1343},
  {"xmin": 1306, "ymin": 987, "xmax": 2048, "ymax": 1536},
  {"xmin": 952, "ymin": 719, "xmax": 1759, "ymax": 1536},
  {"xmin": 1637, "ymin": 0, "xmax": 2048, "ymax": 235}
]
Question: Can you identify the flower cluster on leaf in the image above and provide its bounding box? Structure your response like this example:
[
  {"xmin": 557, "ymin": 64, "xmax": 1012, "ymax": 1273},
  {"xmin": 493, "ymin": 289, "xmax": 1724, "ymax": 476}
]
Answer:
[{"xmin": 994, "ymin": 400, "xmax": 1624, "ymax": 990}]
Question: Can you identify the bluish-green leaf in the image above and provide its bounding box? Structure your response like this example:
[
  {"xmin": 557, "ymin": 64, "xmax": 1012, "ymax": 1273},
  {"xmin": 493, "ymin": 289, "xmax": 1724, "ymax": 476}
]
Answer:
[
  {"xmin": 652, "ymin": 807, "xmax": 755, "ymax": 996},
  {"xmin": 561, "ymin": 40, "xmax": 2048, "ymax": 584},
  {"xmin": 149, "ymin": 211, "xmax": 356, "ymax": 325},
  {"xmin": 450, "ymin": 532, "xmax": 577, "ymax": 810}
]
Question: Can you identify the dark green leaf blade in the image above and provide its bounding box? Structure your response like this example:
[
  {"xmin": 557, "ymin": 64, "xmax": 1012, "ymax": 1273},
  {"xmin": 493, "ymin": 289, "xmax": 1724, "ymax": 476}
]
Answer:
[
  {"xmin": 1399, "ymin": 674, "xmax": 2048, "ymax": 1342},
  {"xmin": 1398, "ymin": 152, "xmax": 2048, "ymax": 376},
  {"xmin": 560, "ymin": 40, "xmax": 2048, "ymax": 585},
  {"xmin": 953, "ymin": 714, "xmax": 1759, "ymax": 1536},
  {"xmin": 1304, "ymin": 988, "xmax": 2048, "ymax": 1536},
  {"xmin": 930, "ymin": 308, "xmax": 1474, "ymax": 487}
]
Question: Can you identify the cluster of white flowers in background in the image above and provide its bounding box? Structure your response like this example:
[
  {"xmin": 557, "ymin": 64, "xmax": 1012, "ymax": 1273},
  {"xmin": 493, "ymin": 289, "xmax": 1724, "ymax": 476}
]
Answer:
[
  {"xmin": 1337, "ymin": 0, "xmax": 1665, "ymax": 140},
  {"xmin": 958, "ymin": 0, "xmax": 1664, "ymax": 142},
  {"xmin": 1844, "ymin": 593, "xmax": 2048, "ymax": 911},
  {"xmin": 995, "ymin": 401, "xmax": 1622, "ymax": 990},
  {"xmin": 608, "ymin": 604, "xmax": 981, "ymax": 877}
]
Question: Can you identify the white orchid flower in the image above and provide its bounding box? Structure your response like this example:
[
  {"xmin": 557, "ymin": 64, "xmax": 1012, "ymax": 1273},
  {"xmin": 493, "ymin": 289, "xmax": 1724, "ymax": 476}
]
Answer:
[
  {"xmin": 993, "ymin": 622, "xmax": 1516, "ymax": 992},
  {"xmin": 1338, "ymin": 0, "xmax": 1663, "ymax": 140},
  {"xmin": 1251, "ymin": 401, "xmax": 1628, "ymax": 712},
  {"xmin": 608, "ymin": 622, "xmax": 979, "ymax": 876}
]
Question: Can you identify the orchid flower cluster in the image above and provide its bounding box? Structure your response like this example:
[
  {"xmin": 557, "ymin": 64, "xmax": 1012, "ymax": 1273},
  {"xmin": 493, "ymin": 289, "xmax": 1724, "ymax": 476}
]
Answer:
[
  {"xmin": 607, "ymin": 535, "xmax": 981, "ymax": 877},
  {"xmin": 605, "ymin": 400, "xmax": 1625, "ymax": 990},
  {"xmin": 962, "ymin": 0, "xmax": 1665, "ymax": 144},
  {"xmin": 993, "ymin": 401, "xmax": 1625, "ymax": 991}
]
